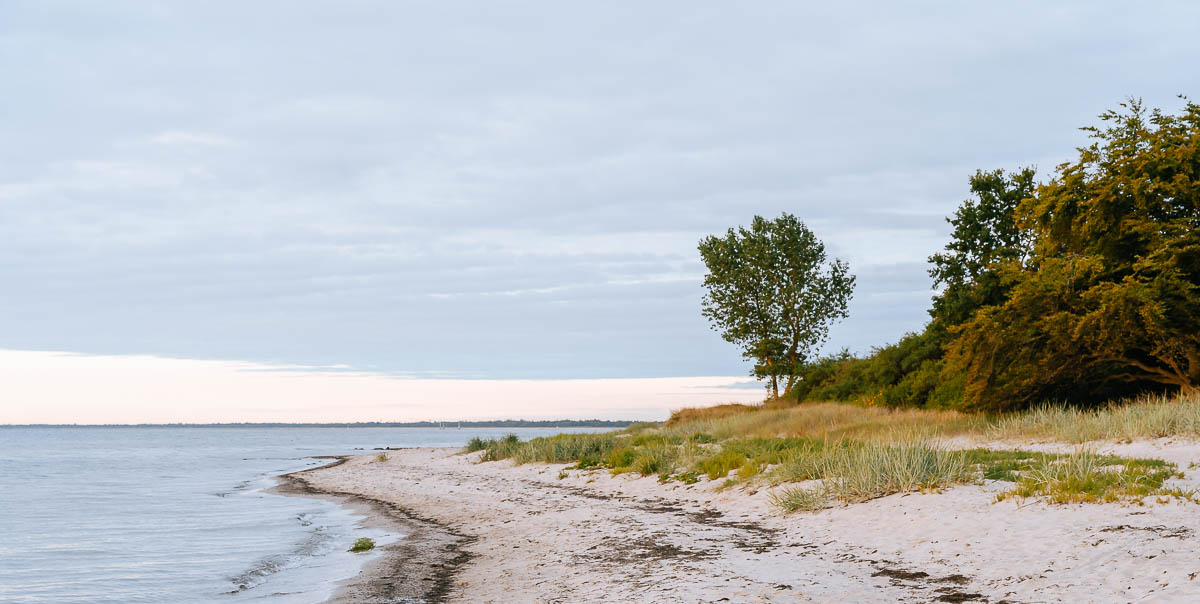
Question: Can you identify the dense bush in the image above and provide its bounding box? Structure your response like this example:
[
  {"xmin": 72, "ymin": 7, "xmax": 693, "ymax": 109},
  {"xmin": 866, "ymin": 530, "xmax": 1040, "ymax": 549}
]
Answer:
[{"xmin": 791, "ymin": 99, "xmax": 1200, "ymax": 411}]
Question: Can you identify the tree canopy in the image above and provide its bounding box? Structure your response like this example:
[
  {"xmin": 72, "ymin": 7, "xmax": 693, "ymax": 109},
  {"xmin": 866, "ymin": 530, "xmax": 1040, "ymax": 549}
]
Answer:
[
  {"xmin": 699, "ymin": 213, "xmax": 855, "ymax": 398},
  {"xmin": 789, "ymin": 97, "xmax": 1200, "ymax": 412},
  {"xmin": 946, "ymin": 99, "xmax": 1200, "ymax": 409}
]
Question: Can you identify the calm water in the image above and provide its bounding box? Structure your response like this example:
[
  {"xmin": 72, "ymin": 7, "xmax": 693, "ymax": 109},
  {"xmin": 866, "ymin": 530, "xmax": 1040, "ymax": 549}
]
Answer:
[{"xmin": 0, "ymin": 427, "xmax": 601, "ymax": 603}]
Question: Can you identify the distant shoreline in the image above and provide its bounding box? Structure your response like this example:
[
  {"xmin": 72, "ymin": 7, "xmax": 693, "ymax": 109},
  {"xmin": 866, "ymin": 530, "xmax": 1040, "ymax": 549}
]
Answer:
[{"xmin": 1, "ymin": 420, "xmax": 639, "ymax": 429}]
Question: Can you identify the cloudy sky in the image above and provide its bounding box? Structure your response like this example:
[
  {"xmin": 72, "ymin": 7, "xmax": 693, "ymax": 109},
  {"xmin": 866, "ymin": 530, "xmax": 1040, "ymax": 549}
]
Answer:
[{"xmin": 3, "ymin": 2, "xmax": 1198, "ymax": 422}]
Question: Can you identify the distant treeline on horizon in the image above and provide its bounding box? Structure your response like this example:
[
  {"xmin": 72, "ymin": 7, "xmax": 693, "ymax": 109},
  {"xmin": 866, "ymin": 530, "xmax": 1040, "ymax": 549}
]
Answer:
[{"xmin": 3, "ymin": 419, "xmax": 639, "ymax": 429}]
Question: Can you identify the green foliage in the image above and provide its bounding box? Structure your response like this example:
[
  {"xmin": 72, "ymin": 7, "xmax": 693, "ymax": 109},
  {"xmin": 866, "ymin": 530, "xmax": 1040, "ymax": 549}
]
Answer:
[
  {"xmin": 604, "ymin": 447, "xmax": 637, "ymax": 470},
  {"xmin": 791, "ymin": 332, "xmax": 960, "ymax": 409},
  {"xmin": 349, "ymin": 537, "xmax": 375, "ymax": 552},
  {"xmin": 928, "ymin": 168, "xmax": 1037, "ymax": 327},
  {"xmin": 631, "ymin": 446, "xmax": 678, "ymax": 475},
  {"xmin": 995, "ymin": 449, "xmax": 1182, "ymax": 504},
  {"xmin": 792, "ymin": 98, "xmax": 1200, "ymax": 411},
  {"xmin": 477, "ymin": 433, "xmax": 524, "ymax": 461},
  {"xmin": 699, "ymin": 213, "xmax": 855, "ymax": 398},
  {"xmin": 947, "ymin": 99, "xmax": 1200, "ymax": 409},
  {"xmin": 694, "ymin": 449, "xmax": 747, "ymax": 480},
  {"xmin": 464, "ymin": 436, "xmax": 487, "ymax": 452}
]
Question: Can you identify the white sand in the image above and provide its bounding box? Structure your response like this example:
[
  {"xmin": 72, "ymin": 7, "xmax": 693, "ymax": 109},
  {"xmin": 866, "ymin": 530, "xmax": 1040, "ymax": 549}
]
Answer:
[{"xmin": 303, "ymin": 441, "xmax": 1200, "ymax": 602}]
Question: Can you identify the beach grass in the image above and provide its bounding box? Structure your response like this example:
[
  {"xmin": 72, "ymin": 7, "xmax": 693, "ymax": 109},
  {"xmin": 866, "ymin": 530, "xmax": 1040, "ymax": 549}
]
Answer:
[
  {"xmin": 993, "ymin": 449, "xmax": 1187, "ymax": 504},
  {"xmin": 987, "ymin": 393, "xmax": 1200, "ymax": 443},
  {"xmin": 462, "ymin": 393, "xmax": 1200, "ymax": 510}
]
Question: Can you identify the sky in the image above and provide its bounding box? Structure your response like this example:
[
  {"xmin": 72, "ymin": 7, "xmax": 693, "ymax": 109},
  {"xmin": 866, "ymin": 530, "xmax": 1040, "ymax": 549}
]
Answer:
[{"xmin": 3, "ymin": 2, "xmax": 1199, "ymax": 422}]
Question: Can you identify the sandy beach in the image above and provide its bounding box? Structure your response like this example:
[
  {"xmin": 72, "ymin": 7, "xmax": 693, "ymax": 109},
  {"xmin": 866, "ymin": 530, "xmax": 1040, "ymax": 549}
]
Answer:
[{"xmin": 289, "ymin": 441, "xmax": 1200, "ymax": 603}]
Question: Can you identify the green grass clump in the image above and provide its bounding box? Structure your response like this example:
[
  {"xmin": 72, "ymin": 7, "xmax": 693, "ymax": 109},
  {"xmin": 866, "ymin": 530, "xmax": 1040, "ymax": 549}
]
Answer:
[
  {"xmin": 464, "ymin": 436, "xmax": 488, "ymax": 452},
  {"xmin": 349, "ymin": 537, "xmax": 375, "ymax": 552},
  {"xmin": 821, "ymin": 440, "xmax": 972, "ymax": 504},
  {"xmin": 632, "ymin": 446, "xmax": 678, "ymax": 475},
  {"xmin": 477, "ymin": 433, "xmax": 523, "ymax": 461},
  {"xmin": 960, "ymin": 448, "xmax": 1062, "ymax": 481},
  {"xmin": 769, "ymin": 438, "xmax": 974, "ymax": 513},
  {"xmin": 470, "ymin": 432, "xmax": 621, "ymax": 465},
  {"xmin": 511, "ymin": 433, "xmax": 619, "ymax": 464},
  {"xmin": 604, "ymin": 447, "xmax": 637, "ymax": 472},
  {"xmin": 694, "ymin": 449, "xmax": 747, "ymax": 480},
  {"xmin": 374, "ymin": 452, "xmax": 389, "ymax": 463},
  {"xmin": 996, "ymin": 449, "xmax": 1184, "ymax": 504},
  {"xmin": 770, "ymin": 485, "xmax": 828, "ymax": 512}
]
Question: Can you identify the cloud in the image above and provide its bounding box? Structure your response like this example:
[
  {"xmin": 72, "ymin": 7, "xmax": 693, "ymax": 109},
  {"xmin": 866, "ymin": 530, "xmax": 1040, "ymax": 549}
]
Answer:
[
  {"xmin": 1, "ymin": 1, "xmax": 1198, "ymax": 386},
  {"xmin": 148, "ymin": 130, "xmax": 234, "ymax": 146}
]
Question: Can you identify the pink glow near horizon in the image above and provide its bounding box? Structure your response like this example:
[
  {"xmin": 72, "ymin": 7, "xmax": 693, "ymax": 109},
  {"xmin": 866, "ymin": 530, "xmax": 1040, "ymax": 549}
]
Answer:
[{"xmin": 0, "ymin": 349, "xmax": 762, "ymax": 424}]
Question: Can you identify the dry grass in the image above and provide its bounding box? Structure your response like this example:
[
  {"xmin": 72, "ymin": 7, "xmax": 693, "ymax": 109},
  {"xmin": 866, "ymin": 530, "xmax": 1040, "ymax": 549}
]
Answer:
[
  {"xmin": 665, "ymin": 403, "xmax": 759, "ymax": 426},
  {"xmin": 988, "ymin": 393, "xmax": 1200, "ymax": 443},
  {"xmin": 658, "ymin": 401, "xmax": 983, "ymax": 443},
  {"xmin": 466, "ymin": 395, "xmax": 1200, "ymax": 512}
]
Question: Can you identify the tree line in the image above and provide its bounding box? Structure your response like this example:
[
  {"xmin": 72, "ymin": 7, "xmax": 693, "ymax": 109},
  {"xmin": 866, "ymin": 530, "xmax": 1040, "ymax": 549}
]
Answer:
[{"xmin": 701, "ymin": 98, "xmax": 1200, "ymax": 411}]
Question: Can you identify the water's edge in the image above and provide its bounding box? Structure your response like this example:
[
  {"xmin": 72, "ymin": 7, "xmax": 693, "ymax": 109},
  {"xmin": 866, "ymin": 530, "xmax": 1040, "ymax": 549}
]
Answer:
[{"xmin": 275, "ymin": 455, "xmax": 477, "ymax": 603}]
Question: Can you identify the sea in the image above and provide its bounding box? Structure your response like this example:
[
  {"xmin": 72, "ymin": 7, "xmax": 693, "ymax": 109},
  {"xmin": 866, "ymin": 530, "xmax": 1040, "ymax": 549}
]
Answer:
[{"xmin": 0, "ymin": 426, "xmax": 605, "ymax": 603}]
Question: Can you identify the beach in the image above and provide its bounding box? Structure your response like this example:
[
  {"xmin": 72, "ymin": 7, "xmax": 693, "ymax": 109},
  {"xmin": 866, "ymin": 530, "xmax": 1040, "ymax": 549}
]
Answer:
[{"xmin": 296, "ymin": 442, "xmax": 1200, "ymax": 603}]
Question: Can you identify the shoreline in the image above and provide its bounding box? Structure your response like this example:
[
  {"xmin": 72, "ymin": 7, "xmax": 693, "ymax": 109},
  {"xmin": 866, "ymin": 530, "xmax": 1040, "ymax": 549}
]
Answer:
[
  {"xmin": 275, "ymin": 456, "xmax": 476, "ymax": 603},
  {"xmin": 299, "ymin": 442, "xmax": 1200, "ymax": 602}
]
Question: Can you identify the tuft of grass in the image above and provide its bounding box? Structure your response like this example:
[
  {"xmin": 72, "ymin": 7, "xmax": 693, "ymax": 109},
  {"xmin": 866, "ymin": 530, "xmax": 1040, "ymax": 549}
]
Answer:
[
  {"xmin": 604, "ymin": 447, "xmax": 637, "ymax": 472},
  {"xmin": 996, "ymin": 449, "xmax": 1183, "ymax": 504},
  {"xmin": 374, "ymin": 452, "xmax": 389, "ymax": 463},
  {"xmin": 821, "ymin": 440, "xmax": 972, "ymax": 504},
  {"xmin": 349, "ymin": 537, "xmax": 375, "ymax": 552},
  {"xmin": 769, "ymin": 437, "xmax": 974, "ymax": 513},
  {"xmin": 557, "ymin": 469, "xmax": 569, "ymax": 480},
  {"xmin": 478, "ymin": 434, "xmax": 523, "ymax": 461},
  {"xmin": 694, "ymin": 449, "xmax": 747, "ymax": 480},
  {"xmin": 770, "ymin": 485, "xmax": 828, "ymax": 512},
  {"xmin": 464, "ymin": 436, "xmax": 488, "ymax": 452},
  {"xmin": 960, "ymin": 448, "xmax": 1061, "ymax": 482},
  {"xmin": 511, "ymin": 433, "xmax": 619, "ymax": 465},
  {"xmin": 631, "ymin": 445, "xmax": 678, "ymax": 475}
]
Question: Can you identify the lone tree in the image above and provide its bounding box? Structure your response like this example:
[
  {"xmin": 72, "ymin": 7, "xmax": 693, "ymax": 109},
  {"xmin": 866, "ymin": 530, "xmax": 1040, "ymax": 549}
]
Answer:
[{"xmin": 699, "ymin": 213, "xmax": 855, "ymax": 398}]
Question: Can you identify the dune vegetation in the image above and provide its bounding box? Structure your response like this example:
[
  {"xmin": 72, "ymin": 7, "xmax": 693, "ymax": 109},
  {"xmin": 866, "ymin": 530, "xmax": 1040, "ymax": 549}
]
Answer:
[
  {"xmin": 465, "ymin": 393, "xmax": 1200, "ymax": 512},
  {"xmin": 462, "ymin": 99, "xmax": 1200, "ymax": 513}
]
